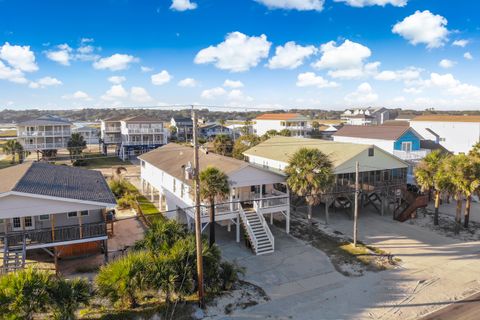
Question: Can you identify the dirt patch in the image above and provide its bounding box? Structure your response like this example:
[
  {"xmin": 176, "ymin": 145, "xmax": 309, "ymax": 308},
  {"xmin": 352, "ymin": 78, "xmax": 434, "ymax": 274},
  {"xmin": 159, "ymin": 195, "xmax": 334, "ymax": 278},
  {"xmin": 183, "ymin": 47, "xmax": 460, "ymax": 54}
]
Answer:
[
  {"xmin": 198, "ymin": 281, "xmax": 270, "ymax": 319},
  {"xmin": 275, "ymin": 211, "xmax": 400, "ymax": 277},
  {"xmin": 409, "ymin": 208, "xmax": 480, "ymax": 241}
]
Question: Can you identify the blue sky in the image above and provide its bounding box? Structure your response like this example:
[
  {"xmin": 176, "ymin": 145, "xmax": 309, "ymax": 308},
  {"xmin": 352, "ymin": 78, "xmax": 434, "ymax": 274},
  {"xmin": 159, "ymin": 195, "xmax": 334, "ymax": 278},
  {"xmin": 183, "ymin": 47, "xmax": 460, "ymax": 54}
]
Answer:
[{"xmin": 0, "ymin": 0, "xmax": 478, "ymax": 110}]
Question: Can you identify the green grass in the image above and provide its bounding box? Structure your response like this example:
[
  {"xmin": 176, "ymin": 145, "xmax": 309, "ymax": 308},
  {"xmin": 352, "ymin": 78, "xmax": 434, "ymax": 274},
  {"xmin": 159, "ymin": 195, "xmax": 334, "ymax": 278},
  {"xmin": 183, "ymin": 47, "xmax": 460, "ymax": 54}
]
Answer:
[
  {"xmin": 83, "ymin": 153, "xmax": 131, "ymax": 169},
  {"xmin": 0, "ymin": 159, "xmax": 14, "ymax": 169},
  {"xmin": 136, "ymin": 195, "xmax": 160, "ymax": 216}
]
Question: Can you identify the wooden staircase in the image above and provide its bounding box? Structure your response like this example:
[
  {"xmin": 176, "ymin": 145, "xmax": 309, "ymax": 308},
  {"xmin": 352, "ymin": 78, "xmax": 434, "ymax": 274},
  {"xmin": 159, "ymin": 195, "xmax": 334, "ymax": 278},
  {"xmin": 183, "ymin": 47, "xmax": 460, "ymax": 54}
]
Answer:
[
  {"xmin": 239, "ymin": 206, "xmax": 274, "ymax": 255},
  {"xmin": 394, "ymin": 192, "xmax": 429, "ymax": 222},
  {"xmin": 1, "ymin": 236, "xmax": 26, "ymax": 274}
]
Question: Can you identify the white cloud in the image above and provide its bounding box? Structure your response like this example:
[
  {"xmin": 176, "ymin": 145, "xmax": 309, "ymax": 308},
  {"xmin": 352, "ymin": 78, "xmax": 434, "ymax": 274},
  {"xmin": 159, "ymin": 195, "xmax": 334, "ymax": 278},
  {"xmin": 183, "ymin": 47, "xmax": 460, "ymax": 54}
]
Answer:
[
  {"xmin": 194, "ymin": 31, "xmax": 271, "ymax": 72},
  {"xmin": 335, "ymin": 0, "xmax": 406, "ymax": 7},
  {"xmin": 425, "ymin": 73, "xmax": 480, "ymax": 100},
  {"xmin": 223, "ymin": 79, "xmax": 244, "ymax": 88},
  {"xmin": 228, "ymin": 89, "xmax": 253, "ymax": 102},
  {"xmin": 0, "ymin": 42, "xmax": 38, "ymax": 72},
  {"xmin": 131, "ymin": 86, "xmax": 153, "ymax": 103},
  {"xmin": 312, "ymin": 40, "xmax": 374, "ymax": 79},
  {"xmin": 141, "ymin": 66, "xmax": 153, "ymax": 73},
  {"xmin": 108, "ymin": 76, "xmax": 126, "ymax": 84},
  {"xmin": 93, "ymin": 54, "xmax": 138, "ymax": 71},
  {"xmin": 201, "ymin": 87, "xmax": 227, "ymax": 99},
  {"xmin": 345, "ymin": 82, "xmax": 378, "ymax": 104},
  {"xmin": 392, "ymin": 10, "xmax": 449, "ymax": 49},
  {"xmin": 151, "ymin": 70, "xmax": 172, "ymax": 85},
  {"xmin": 101, "ymin": 84, "xmax": 129, "ymax": 101},
  {"xmin": 464, "ymin": 52, "xmax": 473, "ymax": 60},
  {"xmin": 452, "ymin": 39, "xmax": 469, "ymax": 47},
  {"xmin": 62, "ymin": 90, "xmax": 91, "ymax": 100},
  {"xmin": 374, "ymin": 66, "xmax": 422, "ymax": 83},
  {"xmin": 170, "ymin": 0, "xmax": 197, "ymax": 11},
  {"xmin": 46, "ymin": 44, "xmax": 73, "ymax": 66},
  {"xmin": 296, "ymin": 72, "xmax": 339, "ymax": 88},
  {"xmin": 178, "ymin": 78, "xmax": 198, "ymax": 87},
  {"xmin": 29, "ymin": 76, "xmax": 62, "ymax": 89},
  {"xmin": 439, "ymin": 59, "xmax": 456, "ymax": 69},
  {"xmin": 404, "ymin": 87, "xmax": 422, "ymax": 94},
  {"xmin": 267, "ymin": 41, "xmax": 317, "ymax": 70},
  {"xmin": 255, "ymin": 0, "xmax": 324, "ymax": 11},
  {"xmin": 0, "ymin": 60, "xmax": 28, "ymax": 84}
]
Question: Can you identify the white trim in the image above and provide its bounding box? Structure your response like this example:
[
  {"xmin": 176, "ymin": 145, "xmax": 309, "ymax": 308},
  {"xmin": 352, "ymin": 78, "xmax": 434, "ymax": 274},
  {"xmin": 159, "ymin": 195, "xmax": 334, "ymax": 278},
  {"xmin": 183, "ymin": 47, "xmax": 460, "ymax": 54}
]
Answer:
[{"xmin": 0, "ymin": 191, "xmax": 116, "ymax": 208}]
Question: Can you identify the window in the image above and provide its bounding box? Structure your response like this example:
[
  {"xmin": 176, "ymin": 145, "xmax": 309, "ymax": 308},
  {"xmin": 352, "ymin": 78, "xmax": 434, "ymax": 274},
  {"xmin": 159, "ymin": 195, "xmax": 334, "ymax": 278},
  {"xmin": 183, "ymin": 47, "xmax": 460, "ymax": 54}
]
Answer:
[
  {"xmin": 173, "ymin": 179, "xmax": 176, "ymax": 193},
  {"xmin": 368, "ymin": 148, "xmax": 374, "ymax": 157},
  {"xmin": 141, "ymin": 160, "xmax": 145, "ymax": 168},
  {"xmin": 67, "ymin": 212, "xmax": 78, "ymax": 218},
  {"xmin": 80, "ymin": 210, "xmax": 89, "ymax": 216},
  {"xmin": 401, "ymin": 141, "xmax": 412, "ymax": 152},
  {"xmin": 39, "ymin": 214, "xmax": 50, "ymax": 221}
]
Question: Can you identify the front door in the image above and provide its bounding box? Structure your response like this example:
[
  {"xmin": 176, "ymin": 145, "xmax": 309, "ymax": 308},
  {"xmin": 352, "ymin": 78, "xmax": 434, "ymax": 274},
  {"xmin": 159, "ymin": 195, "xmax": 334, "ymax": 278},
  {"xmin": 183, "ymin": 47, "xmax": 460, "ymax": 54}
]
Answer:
[{"xmin": 11, "ymin": 216, "xmax": 35, "ymax": 231}]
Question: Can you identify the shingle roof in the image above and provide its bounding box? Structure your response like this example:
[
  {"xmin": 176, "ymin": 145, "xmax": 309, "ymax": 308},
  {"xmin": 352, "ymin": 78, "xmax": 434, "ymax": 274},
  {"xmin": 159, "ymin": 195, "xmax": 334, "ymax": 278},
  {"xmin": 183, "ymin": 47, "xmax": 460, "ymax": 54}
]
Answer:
[
  {"xmin": 0, "ymin": 162, "xmax": 116, "ymax": 205},
  {"xmin": 382, "ymin": 120, "xmax": 410, "ymax": 127},
  {"xmin": 243, "ymin": 136, "xmax": 371, "ymax": 169},
  {"xmin": 139, "ymin": 143, "xmax": 252, "ymax": 185},
  {"xmin": 255, "ymin": 113, "xmax": 308, "ymax": 121},
  {"xmin": 17, "ymin": 115, "xmax": 72, "ymax": 126},
  {"xmin": 334, "ymin": 125, "xmax": 411, "ymax": 140},
  {"xmin": 122, "ymin": 116, "xmax": 164, "ymax": 123},
  {"xmin": 411, "ymin": 115, "xmax": 480, "ymax": 123}
]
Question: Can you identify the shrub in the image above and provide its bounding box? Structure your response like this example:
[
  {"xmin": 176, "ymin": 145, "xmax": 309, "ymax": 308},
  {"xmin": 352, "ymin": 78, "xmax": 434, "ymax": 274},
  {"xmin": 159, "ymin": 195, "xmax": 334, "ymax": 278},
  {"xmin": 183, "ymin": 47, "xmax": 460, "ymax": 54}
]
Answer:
[
  {"xmin": 96, "ymin": 251, "xmax": 149, "ymax": 309},
  {"xmin": 0, "ymin": 268, "xmax": 52, "ymax": 320},
  {"xmin": 47, "ymin": 277, "xmax": 92, "ymax": 320}
]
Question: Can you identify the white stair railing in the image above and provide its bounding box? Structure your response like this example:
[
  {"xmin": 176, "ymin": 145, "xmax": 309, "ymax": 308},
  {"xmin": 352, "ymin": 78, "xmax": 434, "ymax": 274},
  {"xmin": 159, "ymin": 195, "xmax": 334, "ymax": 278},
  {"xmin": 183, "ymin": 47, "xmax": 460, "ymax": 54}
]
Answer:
[
  {"xmin": 239, "ymin": 204, "xmax": 258, "ymax": 251},
  {"xmin": 254, "ymin": 201, "xmax": 274, "ymax": 251}
]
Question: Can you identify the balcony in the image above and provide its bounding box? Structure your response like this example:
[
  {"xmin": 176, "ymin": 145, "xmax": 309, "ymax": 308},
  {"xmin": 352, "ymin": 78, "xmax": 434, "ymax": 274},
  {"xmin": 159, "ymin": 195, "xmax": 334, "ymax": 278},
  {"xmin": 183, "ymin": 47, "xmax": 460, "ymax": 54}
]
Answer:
[
  {"xmin": 104, "ymin": 127, "xmax": 121, "ymax": 133},
  {"xmin": 393, "ymin": 149, "xmax": 431, "ymax": 161},
  {"xmin": 22, "ymin": 142, "xmax": 68, "ymax": 150},
  {"xmin": 102, "ymin": 136, "xmax": 122, "ymax": 144},
  {"xmin": 125, "ymin": 128, "xmax": 164, "ymax": 134},
  {"xmin": 123, "ymin": 140, "xmax": 164, "ymax": 146},
  {"xmin": 18, "ymin": 130, "xmax": 71, "ymax": 137},
  {"xmin": 1, "ymin": 222, "xmax": 107, "ymax": 250}
]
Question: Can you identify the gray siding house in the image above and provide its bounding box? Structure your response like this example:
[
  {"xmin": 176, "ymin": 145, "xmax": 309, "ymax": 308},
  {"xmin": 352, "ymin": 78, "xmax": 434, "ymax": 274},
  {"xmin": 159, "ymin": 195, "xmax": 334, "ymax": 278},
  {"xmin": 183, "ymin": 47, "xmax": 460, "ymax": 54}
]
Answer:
[{"xmin": 0, "ymin": 162, "xmax": 116, "ymax": 273}]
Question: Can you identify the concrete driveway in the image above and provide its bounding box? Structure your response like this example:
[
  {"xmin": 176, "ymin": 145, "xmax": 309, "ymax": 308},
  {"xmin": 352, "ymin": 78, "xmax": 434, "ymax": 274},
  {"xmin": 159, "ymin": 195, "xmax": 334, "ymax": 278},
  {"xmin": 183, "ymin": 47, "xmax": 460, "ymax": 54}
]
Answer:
[{"xmin": 216, "ymin": 208, "xmax": 480, "ymax": 320}]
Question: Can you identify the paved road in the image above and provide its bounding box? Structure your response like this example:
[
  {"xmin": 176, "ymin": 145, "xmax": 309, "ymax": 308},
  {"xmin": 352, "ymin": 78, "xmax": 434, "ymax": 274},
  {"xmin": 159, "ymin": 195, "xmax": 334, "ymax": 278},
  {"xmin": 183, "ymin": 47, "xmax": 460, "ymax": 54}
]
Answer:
[{"xmin": 421, "ymin": 292, "xmax": 480, "ymax": 320}]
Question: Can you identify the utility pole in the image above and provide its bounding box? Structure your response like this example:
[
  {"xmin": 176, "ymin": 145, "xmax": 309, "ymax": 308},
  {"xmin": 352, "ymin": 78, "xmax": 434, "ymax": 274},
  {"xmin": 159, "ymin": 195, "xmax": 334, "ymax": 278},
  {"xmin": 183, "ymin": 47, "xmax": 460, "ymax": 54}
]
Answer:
[
  {"xmin": 353, "ymin": 161, "xmax": 359, "ymax": 247},
  {"xmin": 191, "ymin": 108, "xmax": 205, "ymax": 308}
]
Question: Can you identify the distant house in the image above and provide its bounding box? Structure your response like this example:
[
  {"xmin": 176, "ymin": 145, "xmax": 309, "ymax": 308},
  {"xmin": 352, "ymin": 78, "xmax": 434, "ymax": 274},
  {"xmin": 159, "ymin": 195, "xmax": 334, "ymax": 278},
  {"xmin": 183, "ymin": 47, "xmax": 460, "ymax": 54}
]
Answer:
[
  {"xmin": 253, "ymin": 113, "xmax": 310, "ymax": 137},
  {"xmin": 341, "ymin": 107, "xmax": 390, "ymax": 125},
  {"xmin": 410, "ymin": 115, "xmax": 480, "ymax": 154},
  {"xmin": 0, "ymin": 162, "xmax": 116, "ymax": 273},
  {"xmin": 199, "ymin": 123, "xmax": 233, "ymax": 139},
  {"xmin": 100, "ymin": 116, "xmax": 168, "ymax": 160},
  {"xmin": 333, "ymin": 125, "xmax": 430, "ymax": 183},
  {"xmin": 170, "ymin": 117, "xmax": 194, "ymax": 142},
  {"xmin": 139, "ymin": 144, "xmax": 290, "ymax": 255},
  {"xmin": 72, "ymin": 123, "xmax": 100, "ymax": 145},
  {"xmin": 16, "ymin": 115, "xmax": 72, "ymax": 152}
]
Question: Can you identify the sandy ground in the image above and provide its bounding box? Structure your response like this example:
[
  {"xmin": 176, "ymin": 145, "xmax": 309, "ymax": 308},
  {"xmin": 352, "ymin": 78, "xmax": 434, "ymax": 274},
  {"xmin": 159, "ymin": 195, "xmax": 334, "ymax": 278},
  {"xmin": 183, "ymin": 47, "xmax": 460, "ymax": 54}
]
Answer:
[{"xmin": 208, "ymin": 204, "xmax": 480, "ymax": 320}]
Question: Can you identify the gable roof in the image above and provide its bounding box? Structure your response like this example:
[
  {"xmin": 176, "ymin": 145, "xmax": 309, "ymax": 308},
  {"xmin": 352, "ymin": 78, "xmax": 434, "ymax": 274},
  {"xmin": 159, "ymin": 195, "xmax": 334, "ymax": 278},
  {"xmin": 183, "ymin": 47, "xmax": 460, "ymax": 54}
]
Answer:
[
  {"xmin": 17, "ymin": 115, "xmax": 72, "ymax": 126},
  {"xmin": 333, "ymin": 125, "xmax": 414, "ymax": 141},
  {"xmin": 122, "ymin": 116, "xmax": 164, "ymax": 123},
  {"xmin": 0, "ymin": 162, "xmax": 116, "ymax": 205},
  {"xmin": 139, "ymin": 143, "xmax": 282, "ymax": 185},
  {"xmin": 243, "ymin": 136, "xmax": 371, "ymax": 169},
  {"xmin": 411, "ymin": 115, "xmax": 480, "ymax": 123},
  {"xmin": 243, "ymin": 136, "xmax": 408, "ymax": 172},
  {"xmin": 255, "ymin": 113, "xmax": 308, "ymax": 121}
]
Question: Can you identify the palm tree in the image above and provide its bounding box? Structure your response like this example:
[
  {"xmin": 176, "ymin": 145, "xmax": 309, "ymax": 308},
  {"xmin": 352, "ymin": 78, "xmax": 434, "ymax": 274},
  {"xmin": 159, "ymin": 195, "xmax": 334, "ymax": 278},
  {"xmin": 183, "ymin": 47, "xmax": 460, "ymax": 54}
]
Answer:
[
  {"xmin": 285, "ymin": 148, "xmax": 334, "ymax": 222},
  {"xmin": 213, "ymin": 134, "xmax": 233, "ymax": 156},
  {"xmin": 2, "ymin": 139, "xmax": 23, "ymax": 164},
  {"xmin": 67, "ymin": 133, "xmax": 87, "ymax": 162},
  {"xmin": 232, "ymin": 134, "xmax": 260, "ymax": 160},
  {"xmin": 278, "ymin": 129, "xmax": 292, "ymax": 137},
  {"xmin": 134, "ymin": 218, "xmax": 186, "ymax": 252},
  {"xmin": 200, "ymin": 167, "xmax": 230, "ymax": 246},
  {"xmin": 414, "ymin": 150, "xmax": 445, "ymax": 225},
  {"xmin": 458, "ymin": 156, "xmax": 480, "ymax": 228},
  {"xmin": 440, "ymin": 154, "xmax": 474, "ymax": 234},
  {"xmin": 47, "ymin": 277, "xmax": 91, "ymax": 320},
  {"xmin": 469, "ymin": 142, "xmax": 480, "ymax": 159}
]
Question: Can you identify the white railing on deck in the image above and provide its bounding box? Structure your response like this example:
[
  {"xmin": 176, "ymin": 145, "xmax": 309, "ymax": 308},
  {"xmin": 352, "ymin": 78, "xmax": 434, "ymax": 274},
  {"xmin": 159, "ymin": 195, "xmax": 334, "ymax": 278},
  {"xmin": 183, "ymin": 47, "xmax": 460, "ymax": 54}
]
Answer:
[
  {"xmin": 254, "ymin": 194, "xmax": 289, "ymax": 209},
  {"xmin": 239, "ymin": 204, "xmax": 258, "ymax": 251}
]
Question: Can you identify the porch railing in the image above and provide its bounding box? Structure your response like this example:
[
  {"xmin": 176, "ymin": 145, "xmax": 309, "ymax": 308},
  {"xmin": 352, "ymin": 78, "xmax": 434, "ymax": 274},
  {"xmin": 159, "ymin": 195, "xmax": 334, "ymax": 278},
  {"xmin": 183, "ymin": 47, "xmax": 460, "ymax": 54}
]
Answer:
[
  {"xmin": 253, "ymin": 202, "xmax": 275, "ymax": 251},
  {"xmin": 1, "ymin": 222, "xmax": 107, "ymax": 248},
  {"xmin": 254, "ymin": 194, "xmax": 289, "ymax": 209}
]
